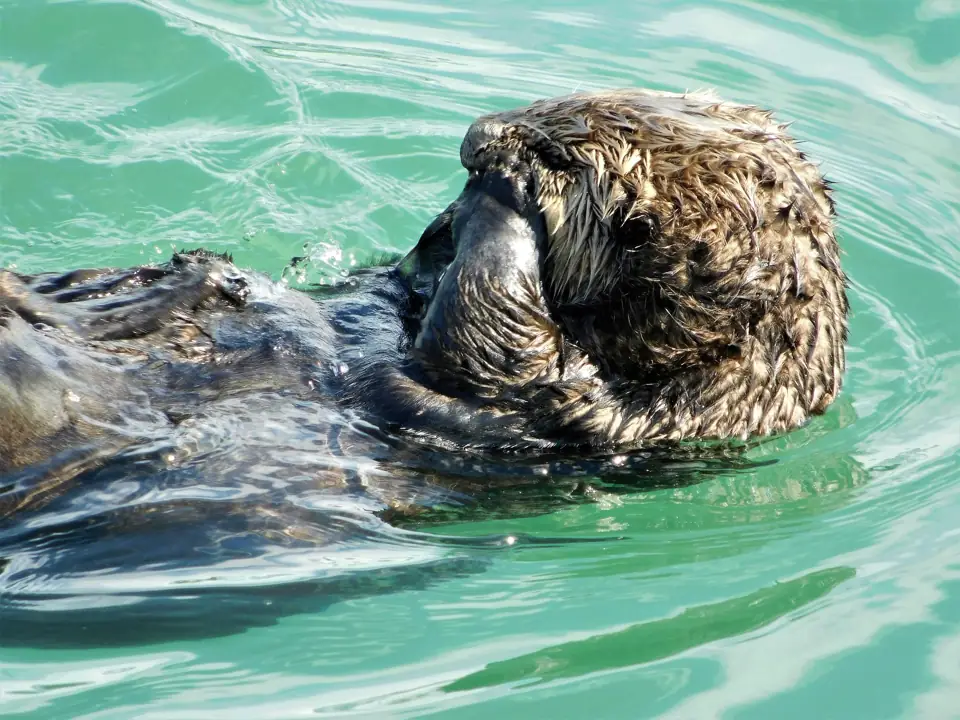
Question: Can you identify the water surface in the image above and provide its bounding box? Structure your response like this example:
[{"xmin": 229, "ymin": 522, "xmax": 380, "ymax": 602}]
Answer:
[{"xmin": 1, "ymin": 0, "xmax": 959, "ymax": 717}]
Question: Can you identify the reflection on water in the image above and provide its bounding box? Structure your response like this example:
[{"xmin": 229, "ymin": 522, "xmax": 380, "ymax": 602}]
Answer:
[{"xmin": 1, "ymin": 0, "xmax": 958, "ymax": 716}]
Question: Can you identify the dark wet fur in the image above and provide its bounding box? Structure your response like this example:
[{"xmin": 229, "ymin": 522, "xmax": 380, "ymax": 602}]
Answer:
[{"xmin": 0, "ymin": 251, "xmax": 765, "ymax": 646}]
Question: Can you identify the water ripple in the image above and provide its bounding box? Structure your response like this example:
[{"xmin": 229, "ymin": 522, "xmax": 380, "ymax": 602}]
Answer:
[{"xmin": 1, "ymin": 0, "xmax": 958, "ymax": 716}]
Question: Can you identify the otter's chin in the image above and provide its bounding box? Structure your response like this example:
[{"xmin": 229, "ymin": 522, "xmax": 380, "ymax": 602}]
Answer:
[{"xmin": 401, "ymin": 169, "xmax": 562, "ymax": 398}]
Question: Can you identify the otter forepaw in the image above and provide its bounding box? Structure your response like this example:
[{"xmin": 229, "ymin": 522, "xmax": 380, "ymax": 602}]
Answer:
[
  {"xmin": 3, "ymin": 252, "xmax": 249, "ymax": 342},
  {"xmin": 0, "ymin": 270, "xmax": 83, "ymax": 333}
]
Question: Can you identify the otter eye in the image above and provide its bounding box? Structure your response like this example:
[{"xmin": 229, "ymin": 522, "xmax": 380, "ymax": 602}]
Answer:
[{"xmin": 615, "ymin": 211, "xmax": 661, "ymax": 252}]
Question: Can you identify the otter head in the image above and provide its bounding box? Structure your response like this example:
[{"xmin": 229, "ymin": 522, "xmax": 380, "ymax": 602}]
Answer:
[{"xmin": 400, "ymin": 90, "xmax": 848, "ymax": 445}]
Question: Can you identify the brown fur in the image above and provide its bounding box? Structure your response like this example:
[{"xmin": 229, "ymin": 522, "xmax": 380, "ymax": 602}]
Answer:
[{"xmin": 458, "ymin": 89, "xmax": 848, "ymax": 443}]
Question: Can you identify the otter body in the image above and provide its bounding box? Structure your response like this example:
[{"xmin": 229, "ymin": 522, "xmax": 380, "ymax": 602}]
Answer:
[{"xmin": 0, "ymin": 88, "xmax": 847, "ymax": 551}]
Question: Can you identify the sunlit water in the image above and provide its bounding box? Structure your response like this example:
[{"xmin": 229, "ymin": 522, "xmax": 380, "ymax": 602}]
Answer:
[{"xmin": 1, "ymin": 0, "xmax": 959, "ymax": 717}]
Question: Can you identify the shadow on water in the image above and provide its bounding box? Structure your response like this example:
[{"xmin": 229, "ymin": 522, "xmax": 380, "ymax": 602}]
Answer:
[{"xmin": 442, "ymin": 565, "xmax": 856, "ymax": 693}]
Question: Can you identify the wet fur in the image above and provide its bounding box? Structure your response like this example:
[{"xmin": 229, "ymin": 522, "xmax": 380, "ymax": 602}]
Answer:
[{"xmin": 412, "ymin": 89, "xmax": 848, "ymax": 445}]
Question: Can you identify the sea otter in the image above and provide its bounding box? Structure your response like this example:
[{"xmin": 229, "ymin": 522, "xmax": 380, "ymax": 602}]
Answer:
[
  {"xmin": 0, "ymin": 88, "xmax": 847, "ymax": 519},
  {"xmin": 0, "ymin": 88, "xmax": 849, "ymax": 643}
]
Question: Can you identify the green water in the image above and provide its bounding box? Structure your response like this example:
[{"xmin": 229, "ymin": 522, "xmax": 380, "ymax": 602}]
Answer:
[{"xmin": 1, "ymin": 0, "xmax": 959, "ymax": 717}]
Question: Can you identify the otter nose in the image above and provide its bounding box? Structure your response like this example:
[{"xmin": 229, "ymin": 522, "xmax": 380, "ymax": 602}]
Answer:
[{"xmin": 455, "ymin": 166, "xmax": 539, "ymax": 227}]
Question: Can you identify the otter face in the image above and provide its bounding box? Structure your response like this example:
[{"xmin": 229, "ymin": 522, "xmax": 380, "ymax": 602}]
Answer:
[{"xmin": 401, "ymin": 90, "xmax": 848, "ymax": 445}]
